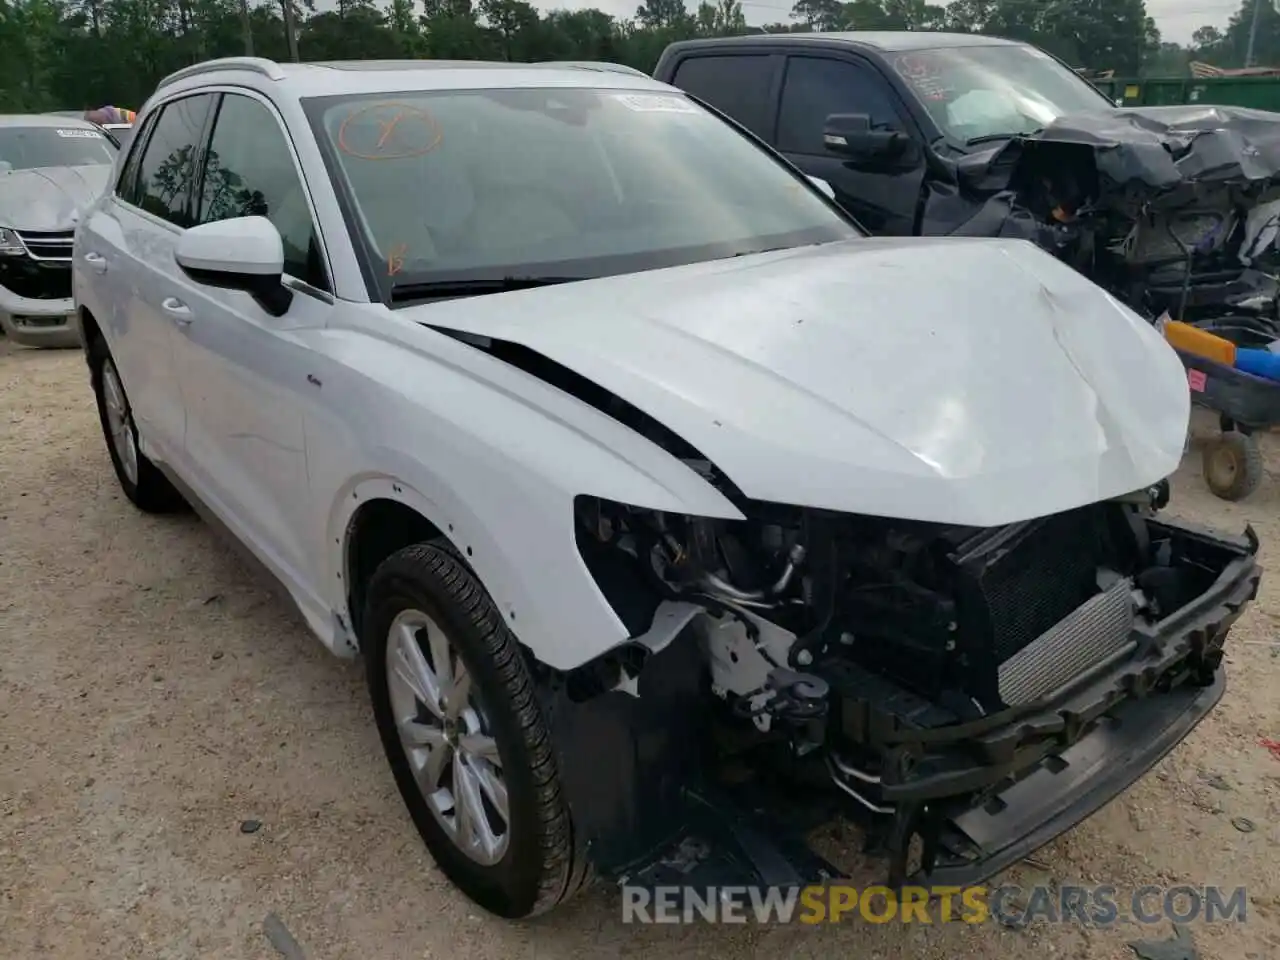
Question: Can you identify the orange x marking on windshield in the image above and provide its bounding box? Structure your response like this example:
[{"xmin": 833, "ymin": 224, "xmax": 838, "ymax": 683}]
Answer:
[{"xmin": 376, "ymin": 112, "xmax": 405, "ymax": 149}]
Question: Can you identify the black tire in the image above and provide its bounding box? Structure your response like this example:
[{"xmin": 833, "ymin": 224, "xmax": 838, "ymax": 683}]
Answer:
[
  {"xmin": 1202, "ymin": 430, "xmax": 1264, "ymax": 501},
  {"xmin": 363, "ymin": 541, "xmax": 590, "ymax": 918},
  {"xmin": 88, "ymin": 334, "xmax": 187, "ymax": 513}
]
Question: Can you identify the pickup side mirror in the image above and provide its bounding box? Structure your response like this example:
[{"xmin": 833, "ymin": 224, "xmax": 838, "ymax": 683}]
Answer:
[
  {"xmin": 175, "ymin": 216, "xmax": 293, "ymax": 317},
  {"xmin": 823, "ymin": 113, "xmax": 913, "ymax": 165}
]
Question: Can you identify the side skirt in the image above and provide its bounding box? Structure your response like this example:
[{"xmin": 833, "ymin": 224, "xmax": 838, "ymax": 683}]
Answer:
[{"xmin": 154, "ymin": 461, "xmax": 355, "ymax": 655}]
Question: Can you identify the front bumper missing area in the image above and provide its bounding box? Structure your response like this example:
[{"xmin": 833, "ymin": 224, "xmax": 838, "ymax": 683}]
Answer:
[
  {"xmin": 622, "ymin": 673, "xmax": 1224, "ymax": 894},
  {"xmin": 0, "ymin": 289, "xmax": 79, "ymax": 348},
  {"xmin": 613, "ymin": 523, "xmax": 1261, "ymax": 895},
  {"xmin": 917, "ymin": 669, "xmax": 1222, "ymax": 887}
]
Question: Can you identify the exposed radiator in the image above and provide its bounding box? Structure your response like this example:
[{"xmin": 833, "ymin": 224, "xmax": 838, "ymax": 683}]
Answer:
[
  {"xmin": 997, "ymin": 576, "xmax": 1136, "ymax": 706},
  {"xmin": 955, "ymin": 508, "xmax": 1107, "ymax": 666}
]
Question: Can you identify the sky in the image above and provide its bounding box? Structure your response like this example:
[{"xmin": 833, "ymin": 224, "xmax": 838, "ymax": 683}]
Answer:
[
  {"xmin": 1145, "ymin": 0, "xmax": 1248, "ymax": 43},
  {"xmin": 534, "ymin": 0, "xmax": 1249, "ymax": 46}
]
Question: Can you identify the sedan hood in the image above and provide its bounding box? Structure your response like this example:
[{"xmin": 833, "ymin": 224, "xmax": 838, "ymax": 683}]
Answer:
[
  {"xmin": 0, "ymin": 164, "xmax": 111, "ymax": 230},
  {"xmin": 404, "ymin": 237, "xmax": 1190, "ymax": 526}
]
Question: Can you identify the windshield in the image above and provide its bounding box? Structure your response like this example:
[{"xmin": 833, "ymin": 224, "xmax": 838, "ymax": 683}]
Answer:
[
  {"xmin": 889, "ymin": 44, "xmax": 1114, "ymax": 145},
  {"xmin": 0, "ymin": 126, "xmax": 117, "ymax": 171},
  {"xmin": 304, "ymin": 87, "xmax": 859, "ymax": 300}
]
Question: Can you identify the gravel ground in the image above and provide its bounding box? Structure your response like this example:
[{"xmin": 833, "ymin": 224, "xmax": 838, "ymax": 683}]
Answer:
[{"xmin": 2, "ymin": 338, "xmax": 1279, "ymax": 960}]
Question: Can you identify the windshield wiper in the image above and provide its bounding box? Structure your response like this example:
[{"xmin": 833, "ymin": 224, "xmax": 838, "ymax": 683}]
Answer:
[
  {"xmin": 390, "ymin": 275, "xmax": 585, "ymax": 303},
  {"xmin": 965, "ymin": 129, "xmax": 1042, "ymax": 147},
  {"xmin": 731, "ymin": 246, "xmax": 790, "ymax": 257}
]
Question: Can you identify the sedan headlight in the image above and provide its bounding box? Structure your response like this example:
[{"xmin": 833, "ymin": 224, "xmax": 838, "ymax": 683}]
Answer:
[{"xmin": 0, "ymin": 227, "xmax": 25, "ymax": 257}]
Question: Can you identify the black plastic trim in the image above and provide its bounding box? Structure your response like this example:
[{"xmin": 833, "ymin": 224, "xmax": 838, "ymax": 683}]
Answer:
[
  {"xmin": 859, "ymin": 545, "xmax": 1258, "ymax": 802},
  {"xmin": 915, "ymin": 668, "xmax": 1224, "ymax": 887}
]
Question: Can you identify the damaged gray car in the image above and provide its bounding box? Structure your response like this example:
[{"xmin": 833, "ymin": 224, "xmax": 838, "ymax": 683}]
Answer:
[{"xmin": 0, "ymin": 114, "xmax": 116, "ymax": 348}]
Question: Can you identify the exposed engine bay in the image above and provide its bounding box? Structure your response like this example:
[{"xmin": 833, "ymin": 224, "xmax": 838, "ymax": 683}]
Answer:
[
  {"xmin": 561, "ymin": 478, "xmax": 1259, "ymax": 888},
  {"xmin": 937, "ymin": 105, "xmax": 1280, "ymax": 332},
  {"xmin": 414, "ymin": 190, "xmax": 1266, "ymax": 892}
]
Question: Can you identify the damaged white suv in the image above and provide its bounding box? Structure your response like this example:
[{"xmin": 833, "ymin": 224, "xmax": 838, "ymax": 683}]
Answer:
[{"xmin": 73, "ymin": 56, "xmax": 1261, "ymax": 919}]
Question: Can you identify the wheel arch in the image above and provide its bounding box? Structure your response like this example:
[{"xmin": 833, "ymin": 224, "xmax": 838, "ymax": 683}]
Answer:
[
  {"xmin": 342, "ymin": 492, "xmax": 445, "ymax": 641},
  {"xmin": 329, "ymin": 471, "xmax": 636, "ymax": 670},
  {"xmin": 77, "ymin": 305, "xmax": 106, "ymax": 371},
  {"xmin": 78, "ymin": 304, "xmax": 104, "ymax": 347}
]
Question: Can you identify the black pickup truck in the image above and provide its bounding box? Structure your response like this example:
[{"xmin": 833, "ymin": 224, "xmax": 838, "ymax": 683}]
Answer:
[{"xmin": 653, "ymin": 32, "xmax": 1280, "ymax": 326}]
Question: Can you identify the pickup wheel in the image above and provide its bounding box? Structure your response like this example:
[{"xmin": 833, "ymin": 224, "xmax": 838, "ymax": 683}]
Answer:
[
  {"xmin": 363, "ymin": 541, "xmax": 590, "ymax": 918},
  {"xmin": 88, "ymin": 336, "xmax": 186, "ymax": 513}
]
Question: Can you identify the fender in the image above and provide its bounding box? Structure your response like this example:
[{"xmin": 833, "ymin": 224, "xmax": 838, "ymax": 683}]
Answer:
[
  {"xmin": 318, "ymin": 453, "xmax": 742, "ymax": 675},
  {"xmin": 301, "ymin": 315, "xmax": 748, "ymax": 671},
  {"xmin": 324, "ymin": 453, "xmax": 708, "ymax": 672}
]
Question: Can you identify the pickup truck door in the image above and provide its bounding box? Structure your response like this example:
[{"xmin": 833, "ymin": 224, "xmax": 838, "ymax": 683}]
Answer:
[
  {"xmin": 775, "ymin": 54, "xmax": 925, "ymax": 236},
  {"xmin": 166, "ymin": 90, "xmax": 335, "ymax": 596}
]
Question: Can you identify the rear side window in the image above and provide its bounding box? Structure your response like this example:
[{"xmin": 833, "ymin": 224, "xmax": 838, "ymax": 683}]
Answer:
[
  {"xmin": 115, "ymin": 113, "xmax": 157, "ymax": 204},
  {"xmin": 671, "ymin": 55, "xmax": 777, "ymax": 140},
  {"xmin": 777, "ymin": 56, "xmax": 906, "ymax": 156},
  {"xmin": 130, "ymin": 93, "xmax": 216, "ymax": 228}
]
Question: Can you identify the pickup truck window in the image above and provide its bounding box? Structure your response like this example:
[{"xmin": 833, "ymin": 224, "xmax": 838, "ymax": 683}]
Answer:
[
  {"xmin": 669, "ymin": 55, "xmax": 776, "ymax": 139},
  {"xmin": 890, "ymin": 44, "xmax": 1113, "ymax": 145},
  {"xmin": 777, "ymin": 56, "xmax": 904, "ymax": 156}
]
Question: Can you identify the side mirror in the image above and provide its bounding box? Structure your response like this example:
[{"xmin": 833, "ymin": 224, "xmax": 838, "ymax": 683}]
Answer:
[
  {"xmin": 823, "ymin": 113, "xmax": 913, "ymax": 165},
  {"xmin": 807, "ymin": 175, "xmax": 836, "ymax": 200},
  {"xmin": 175, "ymin": 216, "xmax": 293, "ymax": 317}
]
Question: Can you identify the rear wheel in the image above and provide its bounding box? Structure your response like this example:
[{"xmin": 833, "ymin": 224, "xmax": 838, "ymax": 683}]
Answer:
[
  {"xmin": 88, "ymin": 336, "xmax": 186, "ymax": 513},
  {"xmin": 1203, "ymin": 430, "xmax": 1263, "ymax": 502},
  {"xmin": 363, "ymin": 541, "xmax": 590, "ymax": 918}
]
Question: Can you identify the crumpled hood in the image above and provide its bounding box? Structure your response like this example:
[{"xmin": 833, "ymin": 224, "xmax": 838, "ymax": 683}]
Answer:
[
  {"xmin": 1029, "ymin": 104, "xmax": 1280, "ymax": 190},
  {"xmin": 0, "ymin": 164, "xmax": 112, "ymax": 230},
  {"xmin": 956, "ymin": 103, "xmax": 1280, "ymax": 190},
  {"xmin": 931, "ymin": 104, "xmax": 1280, "ymax": 242},
  {"xmin": 405, "ymin": 237, "xmax": 1190, "ymax": 526}
]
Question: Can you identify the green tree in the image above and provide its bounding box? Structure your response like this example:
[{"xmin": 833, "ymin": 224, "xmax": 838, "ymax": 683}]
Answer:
[{"xmin": 0, "ymin": 0, "xmax": 1239, "ymax": 108}]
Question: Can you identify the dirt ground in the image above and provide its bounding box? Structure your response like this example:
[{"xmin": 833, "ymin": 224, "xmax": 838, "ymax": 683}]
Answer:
[{"xmin": 1, "ymin": 337, "xmax": 1279, "ymax": 960}]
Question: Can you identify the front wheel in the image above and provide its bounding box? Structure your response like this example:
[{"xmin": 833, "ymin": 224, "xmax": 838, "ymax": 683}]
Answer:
[{"xmin": 363, "ymin": 541, "xmax": 590, "ymax": 918}]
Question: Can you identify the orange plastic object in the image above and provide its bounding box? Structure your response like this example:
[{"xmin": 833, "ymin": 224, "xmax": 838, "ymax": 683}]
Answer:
[{"xmin": 1163, "ymin": 320, "xmax": 1237, "ymax": 366}]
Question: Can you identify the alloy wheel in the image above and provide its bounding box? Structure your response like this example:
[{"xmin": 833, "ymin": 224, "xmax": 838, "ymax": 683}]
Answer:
[
  {"xmin": 384, "ymin": 608, "xmax": 510, "ymax": 865},
  {"xmin": 101, "ymin": 358, "xmax": 138, "ymax": 486}
]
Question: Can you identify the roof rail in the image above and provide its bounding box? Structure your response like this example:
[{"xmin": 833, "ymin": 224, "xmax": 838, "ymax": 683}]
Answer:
[
  {"xmin": 535, "ymin": 60, "xmax": 648, "ymax": 77},
  {"xmin": 156, "ymin": 56, "xmax": 287, "ymax": 91}
]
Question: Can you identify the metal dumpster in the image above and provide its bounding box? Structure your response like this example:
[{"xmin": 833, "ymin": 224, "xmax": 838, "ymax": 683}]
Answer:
[{"xmin": 1097, "ymin": 76, "xmax": 1280, "ymax": 112}]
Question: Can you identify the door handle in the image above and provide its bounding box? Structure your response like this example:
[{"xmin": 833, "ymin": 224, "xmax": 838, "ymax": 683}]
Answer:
[
  {"xmin": 83, "ymin": 251, "xmax": 108, "ymax": 275},
  {"xmin": 161, "ymin": 297, "xmax": 193, "ymax": 326}
]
